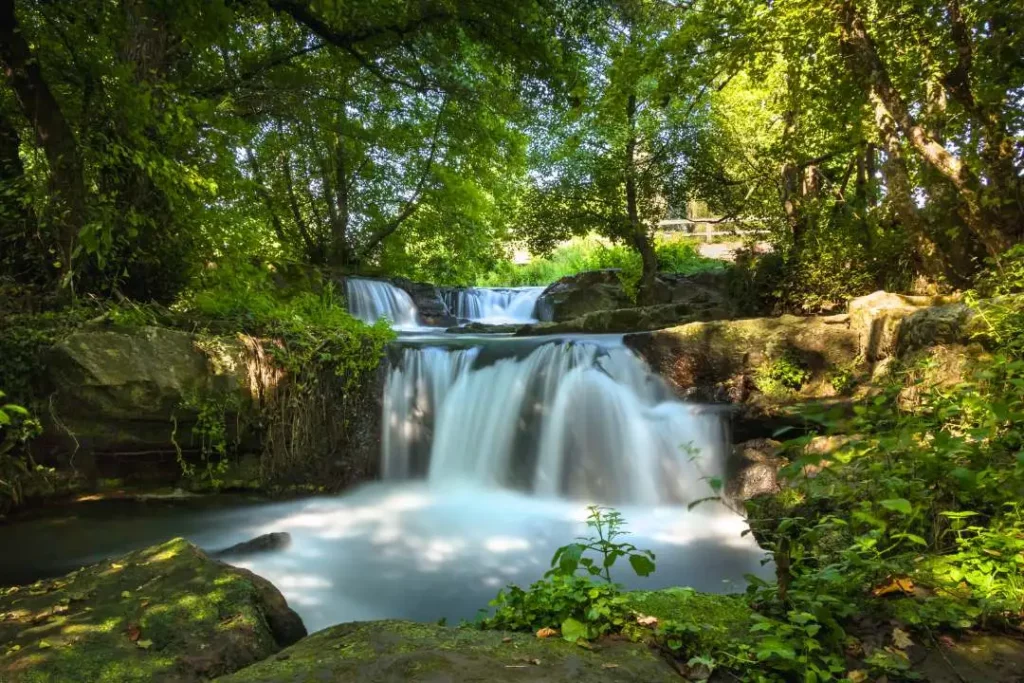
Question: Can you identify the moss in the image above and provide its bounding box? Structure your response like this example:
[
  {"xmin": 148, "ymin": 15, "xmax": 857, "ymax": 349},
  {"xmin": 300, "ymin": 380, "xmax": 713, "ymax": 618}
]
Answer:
[
  {"xmin": 625, "ymin": 587, "xmax": 752, "ymax": 654},
  {"xmin": 219, "ymin": 619, "xmax": 680, "ymax": 683},
  {"xmin": 0, "ymin": 538, "xmax": 303, "ymax": 682}
]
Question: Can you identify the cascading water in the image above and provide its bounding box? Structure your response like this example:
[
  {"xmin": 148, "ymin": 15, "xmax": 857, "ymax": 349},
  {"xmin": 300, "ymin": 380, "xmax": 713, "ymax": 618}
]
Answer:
[
  {"xmin": 345, "ymin": 277, "xmax": 420, "ymax": 328},
  {"xmin": 0, "ymin": 323, "xmax": 770, "ymax": 634},
  {"xmin": 443, "ymin": 287, "xmax": 544, "ymax": 324},
  {"xmin": 383, "ymin": 339, "xmax": 727, "ymax": 506}
]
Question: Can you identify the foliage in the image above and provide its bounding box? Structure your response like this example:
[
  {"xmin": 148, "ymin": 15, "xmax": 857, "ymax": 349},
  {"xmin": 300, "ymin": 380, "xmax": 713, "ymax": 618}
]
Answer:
[
  {"xmin": 0, "ymin": 390, "xmax": 46, "ymax": 513},
  {"xmin": 754, "ymin": 352, "xmax": 810, "ymax": 399},
  {"xmin": 547, "ymin": 506, "xmax": 657, "ymax": 584},
  {"xmin": 481, "ymin": 506, "xmax": 655, "ymax": 643},
  {"xmin": 477, "ymin": 236, "xmax": 724, "ymax": 287}
]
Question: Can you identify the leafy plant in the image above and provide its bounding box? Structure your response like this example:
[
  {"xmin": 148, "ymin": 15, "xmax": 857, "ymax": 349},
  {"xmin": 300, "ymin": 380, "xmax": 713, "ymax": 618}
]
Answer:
[
  {"xmin": 481, "ymin": 506, "xmax": 655, "ymax": 642},
  {"xmin": 754, "ymin": 352, "xmax": 810, "ymax": 398},
  {"xmin": 547, "ymin": 505, "xmax": 657, "ymax": 583}
]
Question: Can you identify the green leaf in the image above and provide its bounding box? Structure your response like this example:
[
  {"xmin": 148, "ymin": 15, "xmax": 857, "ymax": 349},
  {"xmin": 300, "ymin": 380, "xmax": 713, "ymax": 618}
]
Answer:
[
  {"xmin": 628, "ymin": 554, "xmax": 656, "ymax": 577},
  {"xmin": 561, "ymin": 617, "xmax": 588, "ymax": 643},
  {"xmin": 880, "ymin": 499, "xmax": 913, "ymax": 515}
]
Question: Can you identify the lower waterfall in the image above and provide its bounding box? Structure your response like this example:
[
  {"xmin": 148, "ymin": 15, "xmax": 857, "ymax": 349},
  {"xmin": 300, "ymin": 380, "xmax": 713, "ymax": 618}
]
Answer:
[{"xmin": 382, "ymin": 338, "xmax": 727, "ymax": 505}]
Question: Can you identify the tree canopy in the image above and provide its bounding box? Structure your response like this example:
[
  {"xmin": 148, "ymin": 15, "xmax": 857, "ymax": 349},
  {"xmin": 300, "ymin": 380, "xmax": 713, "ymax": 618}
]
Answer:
[{"xmin": 0, "ymin": 0, "xmax": 1021, "ymax": 304}]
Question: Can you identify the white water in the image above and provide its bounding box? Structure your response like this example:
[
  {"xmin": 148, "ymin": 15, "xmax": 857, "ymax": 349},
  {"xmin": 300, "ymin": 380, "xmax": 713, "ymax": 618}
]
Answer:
[
  {"xmin": 444, "ymin": 287, "xmax": 544, "ymax": 324},
  {"xmin": 384, "ymin": 339, "xmax": 728, "ymax": 506},
  {"xmin": 345, "ymin": 278, "xmax": 421, "ymax": 329}
]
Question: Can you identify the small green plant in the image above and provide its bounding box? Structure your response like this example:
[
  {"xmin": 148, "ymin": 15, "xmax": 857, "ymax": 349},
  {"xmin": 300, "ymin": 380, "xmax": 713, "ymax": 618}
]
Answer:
[
  {"xmin": 171, "ymin": 392, "xmax": 239, "ymax": 488},
  {"xmin": 754, "ymin": 352, "xmax": 810, "ymax": 398},
  {"xmin": 548, "ymin": 505, "xmax": 657, "ymax": 583},
  {"xmin": 481, "ymin": 506, "xmax": 656, "ymax": 642},
  {"xmin": 828, "ymin": 362, "xmax": 858, "ymax": 395}
]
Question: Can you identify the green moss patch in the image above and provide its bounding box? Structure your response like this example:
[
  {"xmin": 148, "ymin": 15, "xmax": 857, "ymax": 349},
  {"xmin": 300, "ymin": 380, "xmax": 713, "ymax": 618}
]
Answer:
[
  {"xmin": 0, "ymin": 538, "xmax": 304, "ymax": 682},
  {"xmin": 218, "ymin": 619, "xmax": 679, "ymax": 683}
]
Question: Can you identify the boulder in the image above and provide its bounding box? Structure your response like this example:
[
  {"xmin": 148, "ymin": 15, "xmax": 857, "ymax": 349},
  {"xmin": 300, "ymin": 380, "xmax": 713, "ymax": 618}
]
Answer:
[
  {"xmin": 213, "ymin": 532, "xmax": 293, "ymax": 558},
  {"xmin": 217, "ymin": 619, "xmax": 680, "ymax": 683},
  {"xmin": 624, "ymin": 314, "xmax": 859, "ymax": 403},
  {"xmin": 727, "ymin": 439, "xmax": 784, "ymax": 501},
  {"xmin": 44, "ymin": 326, "xmax": 252, "ymax": 460},
  {"xmin": 0, "ymin": 538, "xmax": 305, "ymax": 682},
  {"xmin": 536, "ymin": 270, "xmax": 633, "ymax": 322},
  {"xmin": 847, "ymin": 290, "xmax": 959, "ymax": 360},
  {"xmin": 391, "ymin": 278, "xmax": 456, "ymax": 327}
]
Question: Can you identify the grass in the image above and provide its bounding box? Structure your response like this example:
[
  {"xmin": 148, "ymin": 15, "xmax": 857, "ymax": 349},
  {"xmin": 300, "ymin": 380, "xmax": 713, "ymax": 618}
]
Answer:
[{"xmin": 477, "ymin": 235, "xmax": 726, "ymax": 287}]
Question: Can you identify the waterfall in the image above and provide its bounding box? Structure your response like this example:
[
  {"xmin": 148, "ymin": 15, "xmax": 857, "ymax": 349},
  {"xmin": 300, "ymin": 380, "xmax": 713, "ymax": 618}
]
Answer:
[
  {"xmin": 382, "ymin": 339, "xmax": 727, "ymax": 505},
  {"xmin": 443, "ymin": 287, "xmax": 544, "ymax": 324},
  {"xmin": 345, "ymin": 278, "xmax": 420, "ymax": 328}
]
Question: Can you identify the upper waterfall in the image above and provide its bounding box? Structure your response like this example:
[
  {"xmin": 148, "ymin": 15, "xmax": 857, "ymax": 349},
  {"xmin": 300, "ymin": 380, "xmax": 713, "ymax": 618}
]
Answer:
[
  {"xmin": 443, "ymin": 287, "xmax": 544, "ymax": 324},
  {"xmin": 345, "ymin": 278, "xmax": 420, "ymax": 329},
  {"xmin": 382, "ymin": 338, "xmax": 727, "ymax": 506}
]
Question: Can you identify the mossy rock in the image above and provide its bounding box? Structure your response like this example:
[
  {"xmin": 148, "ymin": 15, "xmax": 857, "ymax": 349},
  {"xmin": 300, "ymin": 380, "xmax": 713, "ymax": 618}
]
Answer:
[
  {"xmin": 0, "ymin": 538, "xmax": 305, "ymax": 682},
  {"xmin": 217, "ymin": 619, "xmax": 679, "ymax": 683}
]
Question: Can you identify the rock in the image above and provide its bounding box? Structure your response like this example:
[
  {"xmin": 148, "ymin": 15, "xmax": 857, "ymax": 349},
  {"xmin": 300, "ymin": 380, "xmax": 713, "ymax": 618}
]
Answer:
[
  {"xmin": 536, "ymin": 270, "xmax": 634, "ymax": 322},
  {"xmin": 727, "ymin": 439, "xmax": 784, "ymax": 501},
  {"xmin": 217, "ymin": 619, "xmax": 679, "ymax": 683},
  {"xmin": 445, "ymin": 322, "xmax": 523, "ymax": 334},
  {"xmin": 518, "ymin": 300, "xmax": 727, "ymax": 336},
  {"xmin": 391, "ymin": 278, "xmax": 457, "ymax": 327},
  {"xmin": 43, "ymin": 326, "xmax": 252, "ymax": 460},
  {"xmin": 213, "ymin": 532, "xmax": 293, "ymax": 558},
  {"xmin": 0, "ymin": 538, "xmax": 305, "ymax": 683},
  {"xmin": 847, "ymin": 290, "xmax": 959, "ymax": 361},
  {"xmin": 624, "ymin": 314, "xmax": 859, "ymax": 403}
]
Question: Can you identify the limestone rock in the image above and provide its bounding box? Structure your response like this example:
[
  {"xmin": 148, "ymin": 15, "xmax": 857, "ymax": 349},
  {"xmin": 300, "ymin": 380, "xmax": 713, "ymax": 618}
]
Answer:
[{"xmin": 0, "ymin": 538, "xmax": 305, "ymax": 682}]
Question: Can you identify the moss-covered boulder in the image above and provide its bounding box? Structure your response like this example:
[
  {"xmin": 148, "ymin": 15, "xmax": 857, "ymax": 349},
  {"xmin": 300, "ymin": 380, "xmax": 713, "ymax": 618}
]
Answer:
[
  {"xmin": 44, "ymin": 326, "xmax": 252, "ymax": 459},
  {"xmin": 0, "ymin": 538, "xmax": 305, "ymax": 682},
  {"xmin": 218, "ymin": 619, "xmax": 679, "ymax": 683}
]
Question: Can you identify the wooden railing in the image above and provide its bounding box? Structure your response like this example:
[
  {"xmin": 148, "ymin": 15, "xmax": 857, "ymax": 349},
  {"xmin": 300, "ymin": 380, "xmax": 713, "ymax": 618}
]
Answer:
[{"xmin": 657, "ymin": 218, "xmax": 769, "ymax": 242}]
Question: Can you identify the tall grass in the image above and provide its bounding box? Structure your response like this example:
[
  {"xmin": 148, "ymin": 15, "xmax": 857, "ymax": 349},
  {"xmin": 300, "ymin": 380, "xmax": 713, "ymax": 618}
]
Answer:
[{"xmin": 477, "ymin": 235, "xmax": 725, "ymax": 287}]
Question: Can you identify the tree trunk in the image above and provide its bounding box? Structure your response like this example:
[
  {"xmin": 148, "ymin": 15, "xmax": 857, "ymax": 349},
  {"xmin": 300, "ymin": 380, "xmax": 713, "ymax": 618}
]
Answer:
[
  {"xmin": 834, "ymin": 0, "xmax": 1012, "ymax": 257},
  {"xmin": 625, "ymin": 92, "xmax": 657, "ymax": 306},
  {"xmin": 0, "ymin": 0, "xmax": 86, "ymax": 286},
  {"xmin": 872, "ymin": 97, "xmax": 953, "ymax": 283}
]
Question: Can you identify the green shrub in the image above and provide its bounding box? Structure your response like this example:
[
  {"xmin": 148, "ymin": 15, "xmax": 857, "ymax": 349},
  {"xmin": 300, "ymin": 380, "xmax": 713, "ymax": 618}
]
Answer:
[{"xmin": 754, "ymin": 352, "xmax": 810, "ymax": 398}]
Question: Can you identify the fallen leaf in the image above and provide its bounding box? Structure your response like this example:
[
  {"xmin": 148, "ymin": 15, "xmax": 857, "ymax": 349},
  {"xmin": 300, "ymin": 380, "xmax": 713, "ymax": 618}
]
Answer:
[
  {"xmin": 502, "ymin": 637, "xmax": 512, "ymax": 643},
  {"xmin": 536, "ymin": 627, "xmax": 558, "ymax": 639},
  {"xmin": 892, "ymin": 628, "xmax": 913, "ymax": 650},
  {"xmin": 636, "ymin": 614, "xmax": 658, "ymax": 628},
  {"xmin": 871, "ymin": 576, "xmax": 914, "ymax": 597},
  {"xmin": 847, "ymin": 670, "xmax": 868, "ymax": 683},
  {"xmin": 602, "ymin": 663, "xmax": 620, "ymax": 669},
  {"xmin": 126, "ymin": 623, "xmax": 141, "ymax": 642},
  {"xmin": 136, "ymin": 639, "xmax": 153, "ymax": 650},
  {"xmin": 938, "ymin": 635, "xmax": 956, "ymax": 649},
  {"xmin": 575, "ymin": 640, "xmax": 593, "ymax": 650}
]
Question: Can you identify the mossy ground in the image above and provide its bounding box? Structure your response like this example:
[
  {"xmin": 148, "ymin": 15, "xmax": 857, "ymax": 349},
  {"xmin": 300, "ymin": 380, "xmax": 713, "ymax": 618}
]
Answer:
[{"xmin": 0, "ymin": 538, "xmax": 299, "ymax": 682}]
